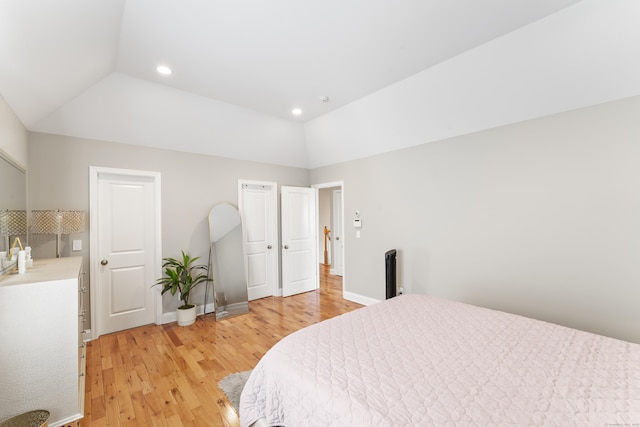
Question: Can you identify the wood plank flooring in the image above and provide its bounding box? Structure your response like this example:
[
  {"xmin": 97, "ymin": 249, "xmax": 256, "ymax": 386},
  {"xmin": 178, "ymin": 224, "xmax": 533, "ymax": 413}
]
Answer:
[{"xmin": 79, "ymin": 265, "xmax": 361, "ymax": 426}]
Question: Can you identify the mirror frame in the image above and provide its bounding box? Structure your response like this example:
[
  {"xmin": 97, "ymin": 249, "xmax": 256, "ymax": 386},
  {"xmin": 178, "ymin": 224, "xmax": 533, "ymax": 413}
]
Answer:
[{"xmin": 0, "ymin": 151, "xmax": 27, "ymax": 277}]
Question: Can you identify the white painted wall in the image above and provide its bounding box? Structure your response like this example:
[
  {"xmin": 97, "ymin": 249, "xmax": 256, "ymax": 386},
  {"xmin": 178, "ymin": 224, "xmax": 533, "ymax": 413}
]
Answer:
[
  {"xmin": 34, "ymin": 73, "xmax": 309, "ymax": 168},
  {"xmin": 0, "ymin": 98, "xmax": 28, "ymax": 169},
  {"xmin": 310, "ymin": 95, "xmax": 640, "ymax": 344},
  {"xmin": 304, "ymin": 0, "xmax": 640, "ymax": 168}
]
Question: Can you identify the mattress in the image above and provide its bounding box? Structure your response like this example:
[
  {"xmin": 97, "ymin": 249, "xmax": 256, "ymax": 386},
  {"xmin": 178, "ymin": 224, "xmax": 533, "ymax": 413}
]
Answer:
[{"xmin": 240, "ymin": 294, "xmax": 640, "ymax": 426}]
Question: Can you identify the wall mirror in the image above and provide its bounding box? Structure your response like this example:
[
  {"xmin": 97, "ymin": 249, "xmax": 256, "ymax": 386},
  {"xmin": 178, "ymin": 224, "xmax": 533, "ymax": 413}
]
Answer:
[
  {"xmin": 0, "ymin": 153, "xmax": 27, "ymax": 277},
  {"xmin": 208, "ymin": 202, "xmax": 248, "ymax": 320}
]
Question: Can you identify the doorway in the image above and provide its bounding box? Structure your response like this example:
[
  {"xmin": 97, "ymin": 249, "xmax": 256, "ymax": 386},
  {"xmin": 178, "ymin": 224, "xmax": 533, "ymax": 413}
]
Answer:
[
  {"xmin": 313, "ymin": 181, "xmax": 345, "ymax": 296},
  {"xmin": 89, "ymin": 167, "xmax": 162, "ymax": 339}
]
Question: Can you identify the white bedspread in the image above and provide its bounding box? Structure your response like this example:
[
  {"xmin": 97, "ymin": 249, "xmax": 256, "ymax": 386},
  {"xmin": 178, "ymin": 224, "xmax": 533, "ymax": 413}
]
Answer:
[{"xmin": 240, "ymin": 294, "xmax": 640, "ymax": 426}]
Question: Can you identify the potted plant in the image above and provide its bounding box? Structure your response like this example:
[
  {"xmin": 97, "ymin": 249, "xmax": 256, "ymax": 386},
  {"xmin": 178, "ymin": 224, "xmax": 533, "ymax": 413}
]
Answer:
[{"xmin": 155, "ymin": 250, "xmax": 209, "ymax": 326}]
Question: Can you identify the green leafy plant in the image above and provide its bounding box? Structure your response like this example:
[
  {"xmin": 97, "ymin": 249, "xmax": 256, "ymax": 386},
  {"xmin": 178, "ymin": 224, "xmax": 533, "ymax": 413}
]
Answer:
[{"xmin": 155, "ymin": 251, "xmax": 209, "ymax": 309}]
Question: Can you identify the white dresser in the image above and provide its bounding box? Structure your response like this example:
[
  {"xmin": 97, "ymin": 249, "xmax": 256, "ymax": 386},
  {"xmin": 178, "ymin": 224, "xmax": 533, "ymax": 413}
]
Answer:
[{"xmin": 0, "ymin": 257, "xmax": 86, "ymax": 427}]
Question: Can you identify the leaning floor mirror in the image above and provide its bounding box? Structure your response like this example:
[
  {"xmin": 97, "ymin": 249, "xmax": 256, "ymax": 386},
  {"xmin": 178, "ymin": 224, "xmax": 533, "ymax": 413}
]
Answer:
[{"xmin": 207, "ymin": 202, "xmax": 249, "ymax": 320}]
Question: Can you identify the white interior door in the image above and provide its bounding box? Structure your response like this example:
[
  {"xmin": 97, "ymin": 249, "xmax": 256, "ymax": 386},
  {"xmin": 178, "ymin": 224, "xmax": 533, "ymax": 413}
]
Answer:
[
  {"xmin": 239, "ymin": 181, "xmax": 278, "ymax": 300},
  {"xmin": 281, "ymin": 186, "xmax": 317, "ymax": 297},
  {"xmin": 332, "ymin": 189, "xmax": 344, "ymax": 276},
  {"xmin": 91, "ymin": 168, "xmax": 161, "ymax": 338}
]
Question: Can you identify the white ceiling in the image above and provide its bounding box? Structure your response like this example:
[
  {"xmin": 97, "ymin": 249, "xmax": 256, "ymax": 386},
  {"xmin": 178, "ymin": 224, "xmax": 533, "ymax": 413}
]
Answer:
[{"xmin": 1, "ymin": 0, "xmax": 638, "ymax": 168}]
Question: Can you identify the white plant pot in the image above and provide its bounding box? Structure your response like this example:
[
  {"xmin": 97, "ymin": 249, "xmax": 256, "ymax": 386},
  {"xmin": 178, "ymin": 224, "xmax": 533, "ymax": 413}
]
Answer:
[{"xmin": 176, "ymin": 304, "xmax": 197, "ymax": 326}]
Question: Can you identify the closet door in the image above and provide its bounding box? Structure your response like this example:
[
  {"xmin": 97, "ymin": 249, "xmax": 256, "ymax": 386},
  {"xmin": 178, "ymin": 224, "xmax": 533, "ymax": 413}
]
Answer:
[
  {"xmin": 281, "ymin": 186, "xmax": 317, "ymax": 297},
  {"xmin": 239, "ymin": 181, "xmax": 278, "ymax": 300}
]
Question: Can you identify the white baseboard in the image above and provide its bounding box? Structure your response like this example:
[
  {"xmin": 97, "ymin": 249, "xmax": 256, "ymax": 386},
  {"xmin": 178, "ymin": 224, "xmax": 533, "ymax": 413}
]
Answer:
[
  {"xmin": 343, "ymin": 291, "xmax": 381, "ymax": 306},
  {"xmin": 160, "ymin": 302, "xmax": 215, "ymax": 324}
]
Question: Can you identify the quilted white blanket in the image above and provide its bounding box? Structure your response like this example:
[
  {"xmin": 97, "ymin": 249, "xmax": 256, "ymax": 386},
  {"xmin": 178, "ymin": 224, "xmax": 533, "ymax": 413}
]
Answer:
[{"xmin": 240, "ymin": 294, "xmax": 640, "ymax": 426}]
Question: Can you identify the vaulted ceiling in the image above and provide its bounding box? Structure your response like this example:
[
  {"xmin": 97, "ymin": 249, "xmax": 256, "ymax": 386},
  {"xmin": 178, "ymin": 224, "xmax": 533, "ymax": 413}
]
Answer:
[{"xmin": 1, "ymin": 1, "xmax": 638, "ymax": 168}]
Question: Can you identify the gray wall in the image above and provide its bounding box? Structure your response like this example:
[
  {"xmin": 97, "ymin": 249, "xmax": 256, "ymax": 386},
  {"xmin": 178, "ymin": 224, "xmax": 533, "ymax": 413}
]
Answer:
[
  {"xmin": 28, "ymin": 132, "xmax": 309, "ymax": 322},
  {"xmin": 310, "ymin": 95, "xmax": 640, "ymax": 343},
  {"xmin": 25, "ymin": 96, "xmax": 640, "ymax": 343}
]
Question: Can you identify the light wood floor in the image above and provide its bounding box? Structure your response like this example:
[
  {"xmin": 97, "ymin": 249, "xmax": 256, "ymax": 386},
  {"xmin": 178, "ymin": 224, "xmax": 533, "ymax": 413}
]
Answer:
[{"xmin": 79, "ymin": 265, "xmax": 361, "ymax": 427}]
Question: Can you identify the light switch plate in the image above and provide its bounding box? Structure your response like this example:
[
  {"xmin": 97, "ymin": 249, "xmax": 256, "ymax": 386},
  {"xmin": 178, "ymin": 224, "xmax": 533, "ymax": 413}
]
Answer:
[{"xmin": 72, "ymin": 240, "xmax": 82, "ymax": 251}]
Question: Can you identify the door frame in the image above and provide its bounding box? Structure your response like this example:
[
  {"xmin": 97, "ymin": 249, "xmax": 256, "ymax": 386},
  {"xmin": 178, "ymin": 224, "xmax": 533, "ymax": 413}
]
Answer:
[
  {"xmin": 331, "ymin": 188, "xmax": 343, "ymax": 276},
  {"xmin": 238, "ymin": 180, "xmax": 279, "ymax": 297},
  {"xmin": 311, "ymin": 181, "xmax": 345, "ymax": 294},
  {"xmin": 89, "ymin": 166, "xmax": 163, "ymax": 340}
]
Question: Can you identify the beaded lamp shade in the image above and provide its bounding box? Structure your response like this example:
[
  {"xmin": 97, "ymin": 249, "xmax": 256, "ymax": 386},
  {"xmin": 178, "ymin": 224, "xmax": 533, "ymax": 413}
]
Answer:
[
  {"xmin": 0, "ymin": 210, "xmax": 27, "ymax": 237},
  {"xmin": 61, "ymin": 210, "xmax": 86, "ymax": 234},
  {"xmin": 30, "ymin": 210, "xmax": 62, "ymax": 234},
  {"xmin": 31, "ymin": 210, "xmax": 86, "ymax": 257},
  {"xmin": 31, "ymin": 210, "xmax": 85, "ymax": 234}
]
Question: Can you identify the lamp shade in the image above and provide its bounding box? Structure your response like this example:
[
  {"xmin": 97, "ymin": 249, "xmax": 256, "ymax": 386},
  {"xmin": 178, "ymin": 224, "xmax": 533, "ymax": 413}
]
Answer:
[
  {"xmin": 31, "ymin": 210, "xmax": 63, "ymax": 234},
  {"xmin": 61, "ymin": 210, "xmax": 85, "ymax": 234},
  {"xmin": 31, "ymin": 210, "xmax": 85, "ymax": 235},
  {"xmin": 0, "ymin": 210, "xmax": 27, "ymax": 236}
]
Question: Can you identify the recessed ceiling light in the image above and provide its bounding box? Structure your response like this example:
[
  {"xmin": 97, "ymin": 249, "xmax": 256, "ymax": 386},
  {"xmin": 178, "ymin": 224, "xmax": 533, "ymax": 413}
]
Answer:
[
  {"xmin": 291, "ymin": 108, "xmax": 302, "ymax": 116},
  {"xmin": 156, "ymin": 65, "xmax": 172, "ymax": 75}
]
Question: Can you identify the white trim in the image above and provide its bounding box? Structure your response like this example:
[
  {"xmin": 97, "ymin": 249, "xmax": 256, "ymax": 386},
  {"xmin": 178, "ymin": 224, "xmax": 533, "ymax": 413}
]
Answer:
[
  {"xmin": 238, "ymin": 180, "xmax": 279, "ymax": 297},
  {"xmin": 52, "ymin": 413, "xmax": 83, "ymax": 427},
  {"xmin": 331, "ymin": 188, "xmax": 343, "ymax": 276},
  {"xmin": 0, "ymin": 147, "xmax": 26, "ymax": 172},
  {"xmin": 343, "ymin": 291, "xmax": 381, "ymax": 306},
  {"xmin": 161, "ymin": 302, "xmax": 215, "ymax": 324},
  {"xmin": 312, "ymin": 181, "xmax": 346, "ymax": 297},
  {"xmin": 89, "ymin": 166, "xmax": 162, "ymax": 340}
]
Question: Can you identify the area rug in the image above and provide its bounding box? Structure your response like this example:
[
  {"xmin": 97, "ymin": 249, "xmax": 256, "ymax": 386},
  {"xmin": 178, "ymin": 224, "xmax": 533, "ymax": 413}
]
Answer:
[{"xmin": 218, "ymin": 370, "xmax": 253, "ymax": 412}]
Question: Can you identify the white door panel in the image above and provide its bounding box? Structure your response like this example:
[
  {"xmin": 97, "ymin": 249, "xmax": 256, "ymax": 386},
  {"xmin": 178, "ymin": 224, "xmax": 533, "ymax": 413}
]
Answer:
[
  {"xmin": 110, "ymin": 185, "xmax": 146, "ymax": 251},
  {"xmin": 282, "ymin": 186, "xmax": 317, "ymax": 297},
  {"xmin": 110, "ymin": 266, "xmax": 145, "ymax": 313},
  {"xmin": 240, "ymin": 182, "xmax": 278, "ymax": 300},
  {"xmin": 95, "ymin": 172, "xmax": 158, "ymax": 336},
  {"xmin": 247, "ymin": 253, "xmax": 267, "ymax": 289}
]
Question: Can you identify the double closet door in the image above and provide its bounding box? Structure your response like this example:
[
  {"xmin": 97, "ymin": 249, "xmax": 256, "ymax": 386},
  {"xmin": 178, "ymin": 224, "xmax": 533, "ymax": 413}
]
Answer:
[{"xmin": 240, "ymin": 182, "xmax": 318, "ymax": 300}]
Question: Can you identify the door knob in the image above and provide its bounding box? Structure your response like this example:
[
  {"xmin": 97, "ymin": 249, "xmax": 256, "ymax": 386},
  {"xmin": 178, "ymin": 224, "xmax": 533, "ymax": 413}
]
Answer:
[
  {"xmin": 267, "ymin": 245, "xmax": 272, "ymax": 249},
  {"xmin": 336, "ymin": 236, "xmax": 340, "ymax": 240},
  {"xmin": 101, "ymin": 259, "xmax": 108, "ymax": 266},
  {"xmin": 284, "ymin": 245, "xmax": 289, "ymax": 249}
]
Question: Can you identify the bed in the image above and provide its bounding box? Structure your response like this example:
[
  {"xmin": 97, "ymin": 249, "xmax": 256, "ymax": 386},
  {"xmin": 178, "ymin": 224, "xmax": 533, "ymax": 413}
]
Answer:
[{"xmin": 240, "ymin": 294, "xmax": 640, "ymax": 426}]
